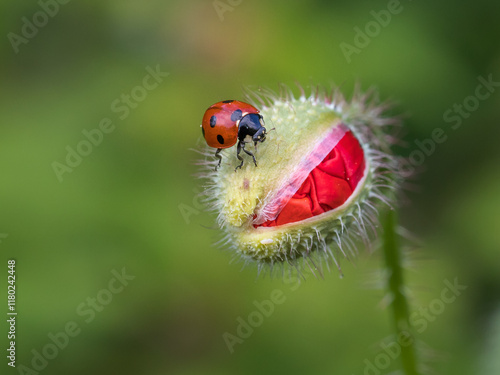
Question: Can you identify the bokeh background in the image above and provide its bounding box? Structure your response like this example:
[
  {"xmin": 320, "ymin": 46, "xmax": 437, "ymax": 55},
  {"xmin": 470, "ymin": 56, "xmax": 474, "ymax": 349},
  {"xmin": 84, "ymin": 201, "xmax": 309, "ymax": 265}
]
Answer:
[{"xmin": 1, "ymin": 0, "xmax": 500, "ymax": 374}]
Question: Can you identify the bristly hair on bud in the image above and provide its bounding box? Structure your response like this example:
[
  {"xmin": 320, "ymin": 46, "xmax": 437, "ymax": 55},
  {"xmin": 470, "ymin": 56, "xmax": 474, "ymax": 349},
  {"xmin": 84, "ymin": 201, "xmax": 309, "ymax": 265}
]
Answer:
[{"xmin": 196, "ymin": 83, "xmax": 403, "ymax": 278}]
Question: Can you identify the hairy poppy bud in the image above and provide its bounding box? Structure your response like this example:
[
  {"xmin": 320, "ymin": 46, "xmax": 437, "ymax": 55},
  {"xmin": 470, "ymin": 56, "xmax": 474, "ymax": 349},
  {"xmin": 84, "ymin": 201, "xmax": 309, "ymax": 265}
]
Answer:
[{"xmin": 197, "ymin": 85, "xmax": 401, "ymax": 276}]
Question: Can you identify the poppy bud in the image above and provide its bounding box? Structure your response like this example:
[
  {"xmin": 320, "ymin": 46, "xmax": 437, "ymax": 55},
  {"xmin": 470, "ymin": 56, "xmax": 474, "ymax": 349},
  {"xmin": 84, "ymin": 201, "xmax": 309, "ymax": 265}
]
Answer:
[{"xmin": 198, "ymin": 85, "xmax": 401, "ymax": 276}]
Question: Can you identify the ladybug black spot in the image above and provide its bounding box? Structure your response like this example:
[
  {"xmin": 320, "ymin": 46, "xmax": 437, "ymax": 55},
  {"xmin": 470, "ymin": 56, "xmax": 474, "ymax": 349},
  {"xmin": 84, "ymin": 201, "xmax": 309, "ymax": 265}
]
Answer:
[
  {"xmin": 231, "ymin": 109, "xmax": 243, "ymax": 122},
  {"xmin": 222, "ymin": 100, "xmax": 234, "ymax": 103},
  {"xmin": 210, "ymin": 115, "xmax": 217, "ymax": 128},
  {"xmin": 217, "ymin": 135, "xmax": 224, "ymax": 145}
]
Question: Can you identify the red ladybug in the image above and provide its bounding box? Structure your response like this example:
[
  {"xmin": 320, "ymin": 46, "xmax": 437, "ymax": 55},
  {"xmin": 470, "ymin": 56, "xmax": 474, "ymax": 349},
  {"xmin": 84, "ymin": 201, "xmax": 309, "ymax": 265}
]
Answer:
[{"xmin": 201, "ymin": 100, "xmax": 267, "ymax": 171}]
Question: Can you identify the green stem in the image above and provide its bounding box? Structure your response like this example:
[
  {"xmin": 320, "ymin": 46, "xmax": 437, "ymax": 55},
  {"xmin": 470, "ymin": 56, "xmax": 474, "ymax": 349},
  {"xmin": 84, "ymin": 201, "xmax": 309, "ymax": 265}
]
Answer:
[{"xmin": 382, "ymin": 209, "xmax": 419, "ymax": 375}]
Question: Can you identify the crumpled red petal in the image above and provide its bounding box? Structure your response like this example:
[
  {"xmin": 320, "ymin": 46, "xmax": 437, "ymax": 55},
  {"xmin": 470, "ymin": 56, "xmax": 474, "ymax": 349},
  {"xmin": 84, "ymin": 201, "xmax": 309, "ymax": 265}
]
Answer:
[{"xmin": 256, "ymin": 130, "xmax": 365, "ymax": 227}]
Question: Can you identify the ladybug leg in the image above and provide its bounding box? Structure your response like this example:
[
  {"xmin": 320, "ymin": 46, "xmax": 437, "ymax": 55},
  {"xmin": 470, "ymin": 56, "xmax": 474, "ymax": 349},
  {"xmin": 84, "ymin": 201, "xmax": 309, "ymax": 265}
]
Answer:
[
  {"xmin": 241, "ymin": 142, "xmax": 258, "ymax": 167},
  {"xmin": 214, "ymin": 148, "xmax": 222, "ymax": 171},
  {"xmin": 235, "ymin": 141, "xmax": 244, "ymax": 172}
]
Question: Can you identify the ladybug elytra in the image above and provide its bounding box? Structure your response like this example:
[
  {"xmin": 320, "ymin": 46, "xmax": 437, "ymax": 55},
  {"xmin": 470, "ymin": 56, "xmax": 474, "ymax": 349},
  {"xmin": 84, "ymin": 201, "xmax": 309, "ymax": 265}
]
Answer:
[{"xmin": 201, "ymin": 100, "xmax": 267, "ymax": 171}]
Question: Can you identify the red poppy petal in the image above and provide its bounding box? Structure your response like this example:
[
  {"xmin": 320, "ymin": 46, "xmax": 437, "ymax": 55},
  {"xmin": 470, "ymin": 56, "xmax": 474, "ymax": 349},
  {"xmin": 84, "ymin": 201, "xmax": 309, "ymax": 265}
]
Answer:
[{"xmin": 255, "ymin": 130, "xmax": 365, "ymax": 227}]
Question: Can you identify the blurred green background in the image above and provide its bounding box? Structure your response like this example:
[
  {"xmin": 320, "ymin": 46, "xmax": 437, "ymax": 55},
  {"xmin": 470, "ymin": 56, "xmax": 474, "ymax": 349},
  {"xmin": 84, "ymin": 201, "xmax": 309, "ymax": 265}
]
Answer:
[{"xmin": 1, "ymin": 0, "xmax": 499, "ymax": 374}]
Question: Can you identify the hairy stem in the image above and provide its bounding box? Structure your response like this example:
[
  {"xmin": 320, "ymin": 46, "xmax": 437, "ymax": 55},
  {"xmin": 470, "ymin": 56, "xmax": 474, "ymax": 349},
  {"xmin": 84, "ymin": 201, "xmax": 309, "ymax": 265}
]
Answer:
[{"xmin": 382, "ymin": 209, "xmax": 419, "ymax": 375}]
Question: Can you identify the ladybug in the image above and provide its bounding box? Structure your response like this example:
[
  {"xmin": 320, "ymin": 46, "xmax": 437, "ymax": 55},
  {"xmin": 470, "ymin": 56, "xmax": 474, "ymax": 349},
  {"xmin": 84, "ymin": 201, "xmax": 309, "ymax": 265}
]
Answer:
[{"xmin": 201, "ymin": 100, "xmax": 267, "ymax": 171}]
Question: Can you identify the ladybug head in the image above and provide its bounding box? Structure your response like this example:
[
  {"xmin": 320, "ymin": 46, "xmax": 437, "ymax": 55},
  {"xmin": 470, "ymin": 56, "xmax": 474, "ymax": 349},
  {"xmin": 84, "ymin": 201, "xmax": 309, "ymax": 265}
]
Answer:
[
  {"xmin": 238, "ymin": 113, "xmax": 267, "ymax": 146},
  {"xmin": 252, "ymin": 126, "xmax": 267, "ymax": 145}
]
